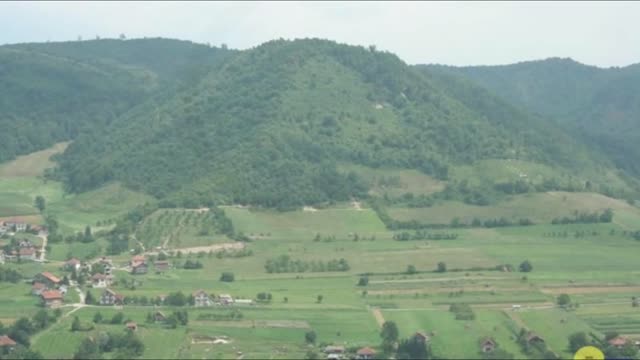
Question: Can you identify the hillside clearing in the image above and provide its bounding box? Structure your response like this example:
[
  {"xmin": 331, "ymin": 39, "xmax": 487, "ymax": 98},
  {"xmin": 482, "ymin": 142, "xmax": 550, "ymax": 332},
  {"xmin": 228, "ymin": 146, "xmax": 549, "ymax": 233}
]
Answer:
[
  {"xmin": 0, "ymin": 141, "xmax": 69, "ymax": 177},
  {"xmin": 388, "ymin": 191, "xmax": 640, "ymax": 224}
]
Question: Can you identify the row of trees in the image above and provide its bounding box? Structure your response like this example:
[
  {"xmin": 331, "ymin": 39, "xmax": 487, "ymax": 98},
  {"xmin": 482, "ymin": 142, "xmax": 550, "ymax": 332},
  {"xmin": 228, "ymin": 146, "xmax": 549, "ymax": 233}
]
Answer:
[
  {"xmin": 551, "ymin": 209, "xmax": 613, "ymax": 225},
  {"xmin": 393, "ymin": 231, "xmax": 459, "ymax": 241},
  {"xmin": 264, "ymin": 255, "xmax": 350, "ymax": 273},
  {"xmin": 0, "ymin": 267, "xmax": 22, "ymax": 283},
  {"xmin": 73, "ymin": 330, "xmax": 144, "ymax": 359}
]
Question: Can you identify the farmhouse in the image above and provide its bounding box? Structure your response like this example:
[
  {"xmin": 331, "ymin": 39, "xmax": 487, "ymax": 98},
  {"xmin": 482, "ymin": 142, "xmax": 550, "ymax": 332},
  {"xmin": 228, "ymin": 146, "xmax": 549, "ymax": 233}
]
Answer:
[
  {"xmin": 37, "ymin": 272, "xmax": 61, "ymax": 288},
  {"xmin": 64, "ymin": 258, "xmax": 81, "ymax": 271},
  {"xmin": 0, "ymin": 335, "xmax": 17, "ymax": 350},
  {"xmin": 131, "ymin": 261, "xmax": 148, "ymax": 274},
  {"xmin": 608, "ymin": 336, "xmax": 629, "ymax": 348},
  {"xmin": 153, "ymin": 311, "xmax": 168, "ymax": 323},
  {"xmin": 356, "ymin": 347, "xmax": 376, "ymax": 360},
  {"xmin": 219, "ymin": 294, "xmax": 234, "ymax": 305},
  {"xmin": 154, "ymin": 261, "xmax": 170, "ymax": 273},
  {"xmin": 40, "ymin": 290, "xmax": 63, "ymax": 308},
  {"xmin": 324, "ymin": 345, "xmax": 345, "ymax": 354},
  {"xmin": 526, "ymin": 333, "xmax": 544, "ymax": 344},
  {"xmin": 91, "ymin": 273, "xmax": 112, "ymax": 288},
  {"xmin": 100, "ymin": 289, "xmax": 124, "ymax": 306},
  {"xmin": 130, "ymin": 256, "xmax": 148, "ymax": 274},
  {"xmin": 18, "ymin": 239, "xmax": 34, "ymax": 248},
  {"xmin": 31, "ymin": 282, "xmax": 47, "ymax": 296},
  {"xmin": 480, "ymin": 337, "xmax": 497, "ymax": 353},
  {"xmin": 10, "ymin": 247, "xmax": 37, "ymax": 261},
  {"xmin": 125, "ymin": 322, "xmax": 138, "ymax": 331},
  {"xmin": 3, "ymin": 219, "xmax": 27, "ymax": 232},
  {"xmin": 192, "ymin": 290, "xmax": 213, "ymax": 307}
]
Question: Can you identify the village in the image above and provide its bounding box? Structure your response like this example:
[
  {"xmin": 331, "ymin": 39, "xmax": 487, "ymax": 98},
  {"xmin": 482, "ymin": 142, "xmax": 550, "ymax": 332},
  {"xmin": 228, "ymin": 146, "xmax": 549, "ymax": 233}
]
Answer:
[{"xmin": 0, "ymin": 219, "xmax": 47, "ymax": 264}]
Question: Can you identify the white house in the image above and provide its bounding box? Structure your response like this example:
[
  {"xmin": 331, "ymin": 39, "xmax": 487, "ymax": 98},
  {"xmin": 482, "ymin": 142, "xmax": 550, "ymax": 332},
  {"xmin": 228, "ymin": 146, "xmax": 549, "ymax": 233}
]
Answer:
[
  {"xmin": 218, "ymin": 294, "xmax": 234, "ymax": 305},
  {"xmin": 193, "ymin": 290, "xmax": 213, "ymax": 307}
]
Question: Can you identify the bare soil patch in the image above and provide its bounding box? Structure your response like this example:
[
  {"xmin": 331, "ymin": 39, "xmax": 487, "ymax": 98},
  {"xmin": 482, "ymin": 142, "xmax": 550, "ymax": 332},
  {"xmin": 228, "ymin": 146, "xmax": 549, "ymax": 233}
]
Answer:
[{"xmin": 371, "ymin": 307, "xmax": 385, "ymax": 328}]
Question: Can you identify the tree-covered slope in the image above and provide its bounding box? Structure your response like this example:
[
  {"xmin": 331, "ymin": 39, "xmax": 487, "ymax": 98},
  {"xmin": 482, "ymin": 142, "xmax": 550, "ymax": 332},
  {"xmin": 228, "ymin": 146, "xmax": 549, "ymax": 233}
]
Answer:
[
  {"xmin": 0, "ymin": 38, "xmax": 230, "ymax": 163},
  {"xmin": 423, "ymin": 59, "xmax": 640, "ymax": 178},
  {"xmin": 54, "ymin": 39, "xmax": 617, "ymax": 208},
  {"xmin": 6, "ymin": 37, "xmax": 232, "ymax": 85}
]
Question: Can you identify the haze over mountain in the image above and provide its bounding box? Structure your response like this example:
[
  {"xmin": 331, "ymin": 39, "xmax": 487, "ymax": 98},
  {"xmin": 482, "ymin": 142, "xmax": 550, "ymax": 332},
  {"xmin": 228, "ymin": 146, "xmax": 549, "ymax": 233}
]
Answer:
[
  {"xmin": 425, "ymin": 59, "xmax": 640, "ymax": 177},
  {"xmin": 1, "ymin": 38, "xmax": 638, "ymax": 208}
]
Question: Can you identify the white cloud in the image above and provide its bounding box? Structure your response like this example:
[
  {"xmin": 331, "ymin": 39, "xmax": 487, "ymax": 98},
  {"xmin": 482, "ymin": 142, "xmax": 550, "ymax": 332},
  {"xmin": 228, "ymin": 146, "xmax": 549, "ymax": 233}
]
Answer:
[{"xmin": 1, "ymin": 1, "xmax": 639, "ymax": 67}]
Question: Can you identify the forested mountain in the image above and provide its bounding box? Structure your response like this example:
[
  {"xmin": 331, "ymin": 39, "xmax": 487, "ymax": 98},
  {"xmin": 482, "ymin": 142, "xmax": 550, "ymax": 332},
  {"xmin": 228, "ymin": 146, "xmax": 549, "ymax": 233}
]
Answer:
[
  {"xmin": 0, "ymin": 38, "xmax": 230, "ymax": 162},
  {"xmin": 2, "ymin": 38, "xmax": 638, "ymax": 208},
  {"xmin": 49, "ymin": 39, "xmax": 622, "ymax": 207},
  {"xmin": 423, "ymin": 59, "xmax": 640, "ymax": 178}
]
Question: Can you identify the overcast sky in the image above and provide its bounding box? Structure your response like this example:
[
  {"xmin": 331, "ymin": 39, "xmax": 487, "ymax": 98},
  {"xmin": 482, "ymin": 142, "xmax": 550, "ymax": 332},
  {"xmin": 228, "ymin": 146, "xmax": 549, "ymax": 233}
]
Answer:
[{"xmin": 2, "ymin": 1, "xmax": 639, "ymax": 67}]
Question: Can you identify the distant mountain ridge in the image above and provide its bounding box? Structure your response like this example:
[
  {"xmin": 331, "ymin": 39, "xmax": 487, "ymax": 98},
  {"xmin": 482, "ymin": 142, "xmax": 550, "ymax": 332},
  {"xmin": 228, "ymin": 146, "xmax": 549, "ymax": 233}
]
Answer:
[
  {"xmin": 422, "ymin": 58, "xmax": 640, "ymax": 179},
  {"xmin": 1, "ymin": 38, "xmax": 638, "ymax": 207}
]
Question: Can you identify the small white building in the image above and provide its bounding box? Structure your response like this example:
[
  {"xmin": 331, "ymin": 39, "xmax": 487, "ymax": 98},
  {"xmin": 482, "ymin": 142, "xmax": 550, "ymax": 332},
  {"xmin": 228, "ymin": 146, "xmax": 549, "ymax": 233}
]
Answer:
[
  {"xmin": 193, "ymin": 290, "xmax": 213, "ymax": 307},
  {"xmin": 218, "ymin": 294, "xmax": 234, "ymax": 305}
]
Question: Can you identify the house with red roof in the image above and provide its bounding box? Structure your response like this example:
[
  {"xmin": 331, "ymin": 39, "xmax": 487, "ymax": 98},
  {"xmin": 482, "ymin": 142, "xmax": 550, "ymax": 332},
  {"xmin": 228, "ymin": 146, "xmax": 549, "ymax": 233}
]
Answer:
[
  {"xmin": 32, "ymin": 282, "xmax": 47, "ymax": 296},
  {"xmin": 356, "ymin": 347, "xmax": 376, "ymax": 360},
  {"xmin": 608, "ymin": 336, "xmax": 629, "ymax": 348},
  {"xmin": 0, "ymin": 335, "xmax": 17, "ymax": 349},
  {"xmin": 40, "ymin": 290, "xmax": 63, "ymax": 308},
  {"xmin": 129, "ymin": 255, "xmax": 148, "ymax": 274},
  {"xmin": 8, "ymin": 247, "xmax": 37, "ymax": 261},
  {"xmin": 36, "ymin": 272, "xmax": 61, "ymax": 288},
  {"xmin": 64, "ymin": 258, "xmax": 82, "ymax": 271}
]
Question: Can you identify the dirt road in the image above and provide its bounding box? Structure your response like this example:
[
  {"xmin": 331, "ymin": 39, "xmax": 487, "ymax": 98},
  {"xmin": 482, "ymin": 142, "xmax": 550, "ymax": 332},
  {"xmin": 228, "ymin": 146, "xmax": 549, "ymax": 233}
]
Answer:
[{"xmin": 371, "ymin": 307, "xmax": 386, "ymax": 328}]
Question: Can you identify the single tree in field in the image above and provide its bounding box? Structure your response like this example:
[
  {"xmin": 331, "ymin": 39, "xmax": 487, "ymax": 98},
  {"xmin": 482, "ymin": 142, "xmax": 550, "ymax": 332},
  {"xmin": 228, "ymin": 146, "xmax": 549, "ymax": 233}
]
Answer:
[
  {"xmin": 305, "ymin": 330, "xmax": 317, "ymax": 344},
  {"xmin": 93, "ymin": 312, "xmax": 103, "ymax": 324},
  {"xmin": 406, "ymin": 265, "xmax": 417, "ymax": 275},
  {"xmin": 85, "ymin": 291, "xmax": 95, "ymax": 305},
  {"xmin": 71, "ymin": 316, "xmax": 81, "ymax": 332},
  {"xmin": 557, "ymin": 293, "xmax": 572, "ymax": 307},
  {"xmin": 380, "ymin": 321, "xmax": 399, "ymax": 353},
  {"xmin": 568, "ymin": 332, "xmax": 590, "ymax": 353},
  {"xmin": 358, "ymin": 276, "xmax": 369, "ymax": 286},
  {"xmin": 316, "ymin": 295, "xmax": 323, "ymax": 304},
  {"xmin": 35, "ymin": 195, "xmax": 46, "ymax": 213},
  {"xmin": 519, "ymin": 260, "xmax": 533, "ymax": 272},
  {"xmin": 437, "ymin": 262, "xmax": 447, "ymax": 273}
]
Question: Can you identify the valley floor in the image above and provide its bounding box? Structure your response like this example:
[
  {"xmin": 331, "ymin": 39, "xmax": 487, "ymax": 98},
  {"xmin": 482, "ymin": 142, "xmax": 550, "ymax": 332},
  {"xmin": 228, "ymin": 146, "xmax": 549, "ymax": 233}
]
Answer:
[{"xmin": 1, "ymin": 144, "xmax": 639, "ymax": 359}]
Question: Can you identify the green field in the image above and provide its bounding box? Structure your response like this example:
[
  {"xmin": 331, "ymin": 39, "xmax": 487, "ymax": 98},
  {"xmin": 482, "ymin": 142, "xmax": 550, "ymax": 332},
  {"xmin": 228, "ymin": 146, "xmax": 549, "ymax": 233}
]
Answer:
[
  {"xmin": 2, "ymin": 146, "xmax": 640, "ymax": 359},
  {"xmin": 224, "ymin": 206, "xmax": 387, "ymax": 240},
  {"xmin": 135, "ymin": 209, "xmax": 233, "ymax": 250},
  {"xmin": 338, "ymin": 163, "xmax": 446, "ymax": 197},
  {"xmin": 0, "ymin": 142, "xmax": 155, "ymax": 233},
  {"xmin": 388, "ymin": 191, "xmax": 640, "ymax": 225}
]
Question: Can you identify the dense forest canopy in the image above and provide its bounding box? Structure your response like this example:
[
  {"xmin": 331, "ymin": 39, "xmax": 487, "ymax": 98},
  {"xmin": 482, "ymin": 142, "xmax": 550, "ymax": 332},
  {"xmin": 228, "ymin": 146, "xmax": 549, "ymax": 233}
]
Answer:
[
  {"xmin": 423, "ymin": 59, "xmax": 640, "ymax": 179},
  {"xmin": 0, "ymin": 38, "xmax": 230, "ymax": 163},
  {"xmin": 1, "ymin": 38, "xmax": 639, "ymax": 207}
]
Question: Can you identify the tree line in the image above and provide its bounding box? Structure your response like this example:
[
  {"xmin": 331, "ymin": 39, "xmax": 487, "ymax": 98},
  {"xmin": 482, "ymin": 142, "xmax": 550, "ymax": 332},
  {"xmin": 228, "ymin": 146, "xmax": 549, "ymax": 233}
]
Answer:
[{"xmin": 264, "ymin": 255, "xmax": 350, "ymax": 273}]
